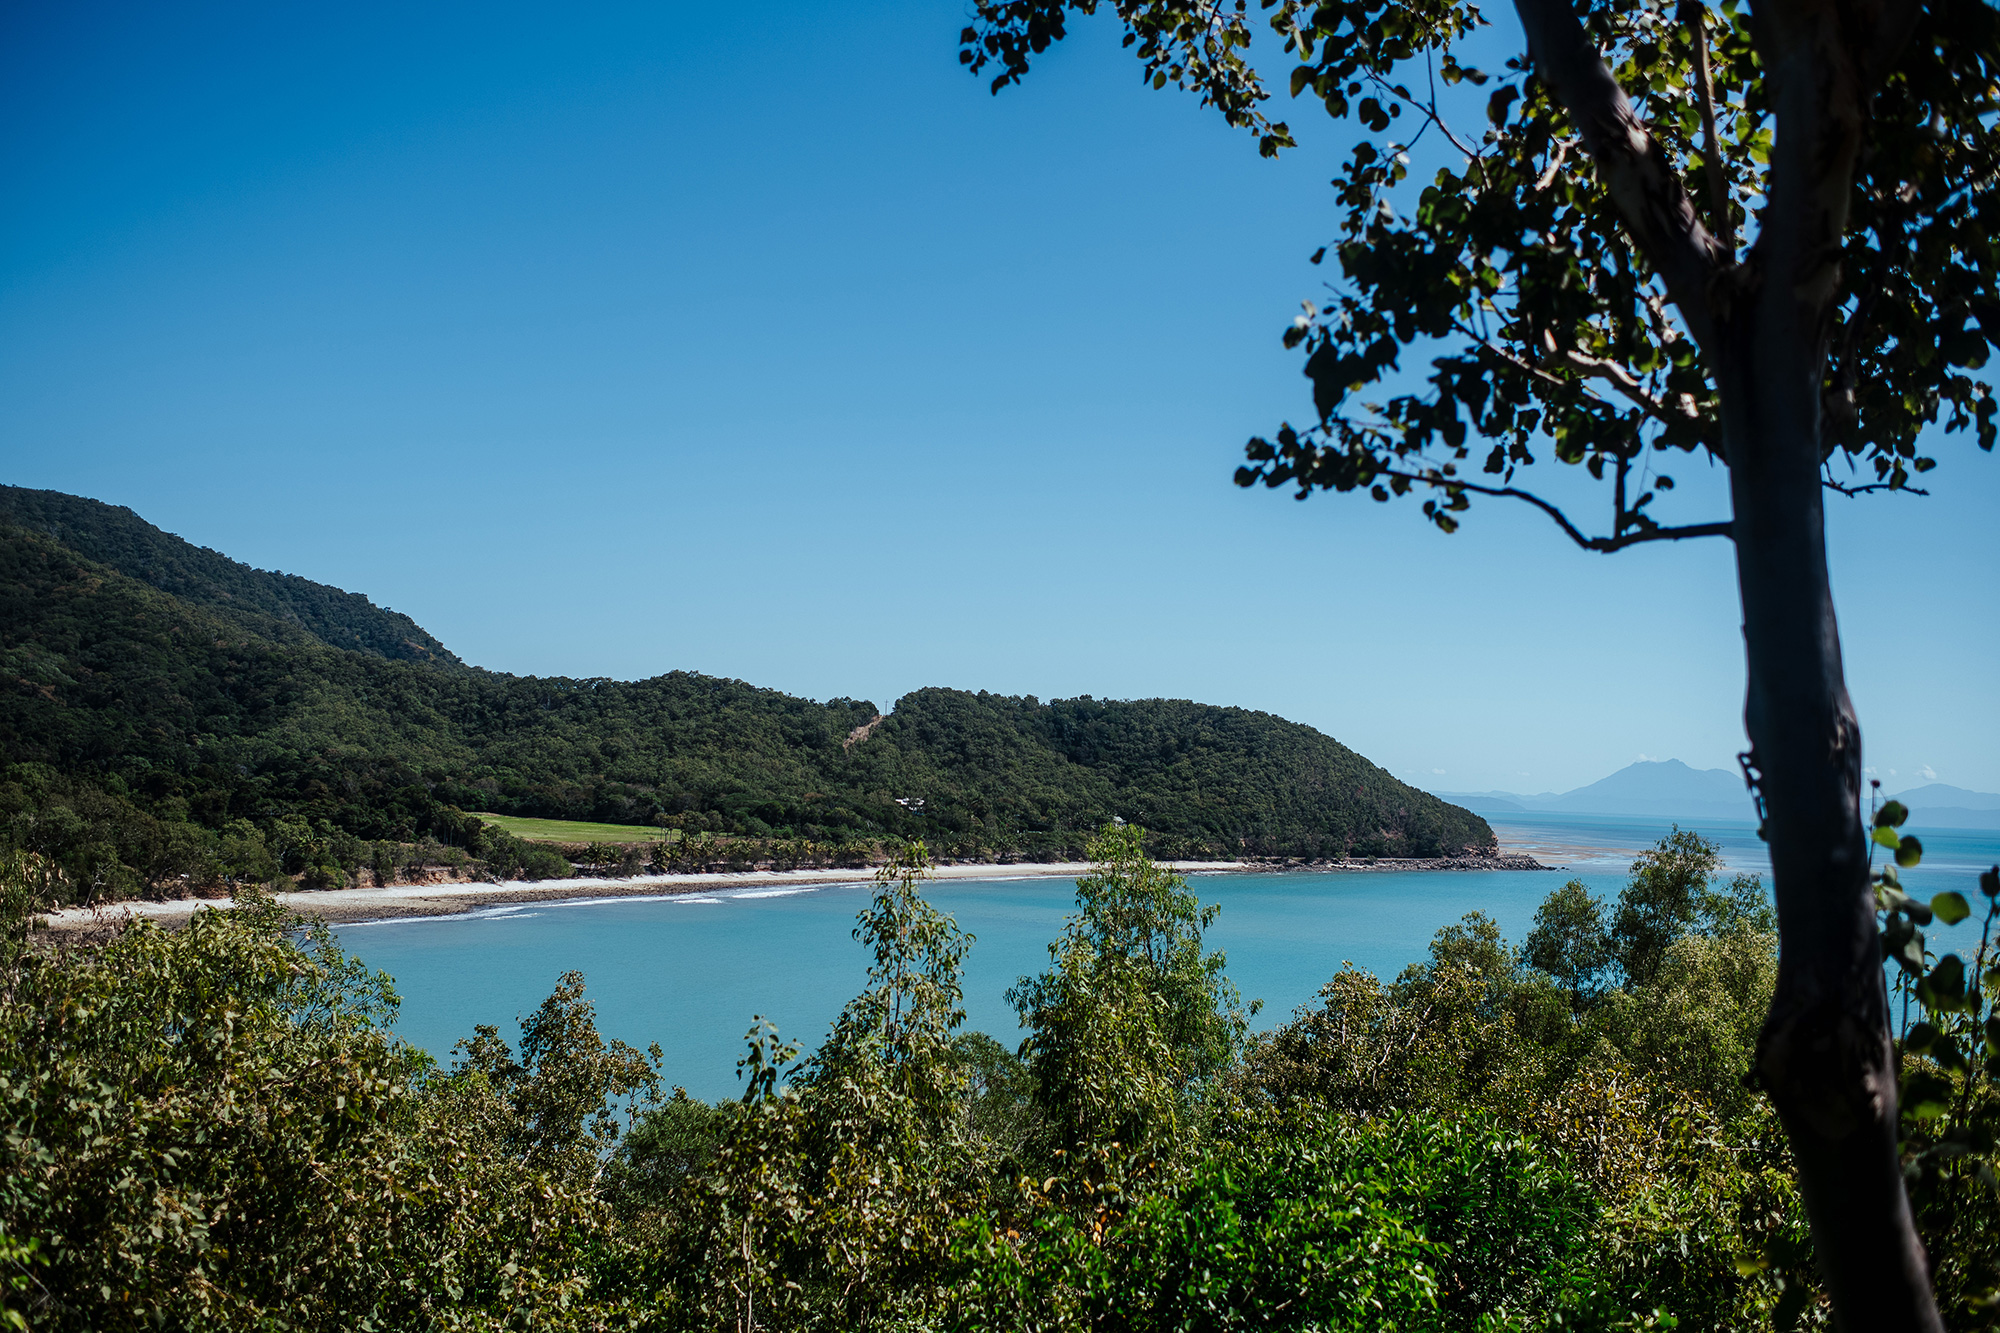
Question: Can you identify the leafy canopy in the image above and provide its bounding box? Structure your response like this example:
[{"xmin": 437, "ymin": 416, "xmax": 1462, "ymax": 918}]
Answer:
[
  {"xmin": 1523, "ymin": 878, "xmax": 1614, "ymax": 1005},
  {"xmin": 964, "ymin": 0, "xmax": 2000, "ymax": 549},
  {"xmin": 1009, "ymin": 823, "xmax": 1253, "ymax": 1160}
]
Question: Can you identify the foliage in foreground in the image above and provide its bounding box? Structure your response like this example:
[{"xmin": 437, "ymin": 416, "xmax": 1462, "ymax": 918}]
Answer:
[
  {"xmin": 950, "ymin": 1112, "xmax": 1628, "ymax": 1333},
  {"xmin": 3, "ymin": 825, "xmax": 1996, "ymax": 1330},
  {"xmin": 0, "ymin": 864, "xmax": 671, "ymax": 1331}
]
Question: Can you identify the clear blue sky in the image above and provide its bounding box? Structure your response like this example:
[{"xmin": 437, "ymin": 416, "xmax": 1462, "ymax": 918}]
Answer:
[{"xmin": 4, "ymin": 0, "xmax": 1996, "ymax": 795}]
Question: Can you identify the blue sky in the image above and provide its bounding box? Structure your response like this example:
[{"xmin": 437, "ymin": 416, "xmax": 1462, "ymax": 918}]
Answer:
[{"xmin": 3, "ymin": 0, "xmax": 1996, "ymax": 796}]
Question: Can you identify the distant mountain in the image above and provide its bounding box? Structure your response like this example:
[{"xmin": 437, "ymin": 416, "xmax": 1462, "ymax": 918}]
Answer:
[
  {"xmin": 1888, "ymin": 782, "xmax": 2000, "ymax": 811},
  {"xmin": 1885, "ymin": 783, "xmax": 2000, "ymax": 830},
  {"xmin": 1544, "ymin": 759, "xmax": 1748, "ymax": 819},
  {"xmin": 1436, "ymin": 763, "xmax": 2000, "ymax": 828},
  {"xmin": 0, "ymin": 485, "xmax": 460, "ymax": 666},
  {"xmin": 1437, "ymin": 759, "xmax": 1750, "ymax": 821}
]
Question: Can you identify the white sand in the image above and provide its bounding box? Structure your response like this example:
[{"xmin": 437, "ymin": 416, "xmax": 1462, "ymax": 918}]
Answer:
[{"xmin": 40, "ymin": 860, "xmax": 1253, "ymax": 929}]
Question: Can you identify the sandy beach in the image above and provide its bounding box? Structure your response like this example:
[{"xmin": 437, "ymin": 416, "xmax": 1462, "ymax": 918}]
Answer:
[
  {"xmin": 38, "ymin": 860, "xmax": 1235, "ymax": 929},
  {"xmin": 37, "ymin": 853, "xmax": 1549, "ymax": 930}
]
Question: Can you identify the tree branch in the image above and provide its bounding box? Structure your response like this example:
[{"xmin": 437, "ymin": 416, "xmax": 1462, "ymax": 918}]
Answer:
[
  {"xmin": 1534, "ymin": 137, "xmax": 1576, "ymax": 193},
  {"xmin": 1543, "ymin": 331, "xmax": 1701, "ymax": 423},
  {"xmin": 1459, "ymin": 324, "xmax": 1703, "ymax": 431},
  {"xmin": 1377, "ymin": 465, "xmax": 1733, "ymax": 552},
  {"xmin": 1513, "ymin": 0, "xmax": 1727, "ymax": 347},
  {"xmin": 1822, "ymin": 477, "xmax": 1929, "ymax": 498},
  {"xmin": 1461, "ymin": 330, "xmax": 1581, "ymax": 395},
  {"xmin": 1679, "ymin": 0, "xmax": 1735, "ymax": 255},
  {"xmin": 1418, "ymin": 56, "xmax": 1484, "ymax": 164}
]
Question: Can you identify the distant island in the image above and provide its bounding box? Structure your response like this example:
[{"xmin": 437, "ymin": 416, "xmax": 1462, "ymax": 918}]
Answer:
[{"xmin": 0, "ymin": 486, "xmax": 1496, "ymax": 902}]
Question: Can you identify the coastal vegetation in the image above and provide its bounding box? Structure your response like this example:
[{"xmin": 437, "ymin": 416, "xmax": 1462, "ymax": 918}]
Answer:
[
  {"xmin": 0, "ymin": 488, "xmax": 1491, "ymax": 905},
  {"xmin": 4, "ymin": 825, "xmax": 1994, "ymax": 1329}
]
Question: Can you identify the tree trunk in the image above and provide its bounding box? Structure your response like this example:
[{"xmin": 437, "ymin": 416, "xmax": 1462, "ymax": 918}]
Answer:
[
  {"xmin": 1512, "ymin": 0, "xmax": 1940, "ymax": 1320},
  {"xmin": 1719, "ymin": 222, "xmax": 1944, "ymax": 1333}
]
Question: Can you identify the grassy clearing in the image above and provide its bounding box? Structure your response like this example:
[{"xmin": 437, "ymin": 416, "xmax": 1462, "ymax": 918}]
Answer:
[{"xmin": 473, "ymin": 813, "xmax": 675, "ymax": 845}]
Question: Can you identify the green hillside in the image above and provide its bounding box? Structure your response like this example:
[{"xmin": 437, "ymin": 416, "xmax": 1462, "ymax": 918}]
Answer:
[
  {"xmin": 844, "ymin": 690, "xmax": 1484, "ymax": 862},
  {"xmin": 0, "ymin": 485, "xmax": 459, "ymax": 665},
  {"xmin": 0, "ymin": 494, "xmax": 1492, "ymax": 899}
]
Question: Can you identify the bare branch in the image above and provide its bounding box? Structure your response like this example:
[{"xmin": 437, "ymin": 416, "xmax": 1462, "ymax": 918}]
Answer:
[
  {"xmin": 1374, "ymin": 465, "xmax": 1733, "ymax": 552},
  {"xmin": 1418, "ymin": 56, "xmax": 1485, "ymax": 163},
  {"xmin": 1513, "ymin": 0, "xmax": 1727, "ymax": 347},
  {"xmin": 1822, "ymin": 477, "xmax": 1930, "ymax": 498}
]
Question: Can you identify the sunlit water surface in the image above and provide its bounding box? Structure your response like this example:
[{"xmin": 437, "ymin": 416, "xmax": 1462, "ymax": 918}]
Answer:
[{"xmin": 339, "ymin": 813, "xmax": 2000, "ymax": 1102}]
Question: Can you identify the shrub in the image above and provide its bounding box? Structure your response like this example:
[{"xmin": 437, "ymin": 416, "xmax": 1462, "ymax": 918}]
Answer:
[{"xmin": 949, "ymin": 1111, "xmax": 1656, "ymax": 1332}]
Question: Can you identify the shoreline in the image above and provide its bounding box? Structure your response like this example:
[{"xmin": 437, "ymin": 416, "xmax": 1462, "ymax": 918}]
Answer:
[{"xmin": 39, "ymin": 854, "xmax": 1553, "ymax": 931}]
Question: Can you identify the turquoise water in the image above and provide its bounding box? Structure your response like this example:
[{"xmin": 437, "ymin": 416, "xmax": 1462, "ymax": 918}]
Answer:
[{"xmin": 339, "ymin": 814, "xmax": 2000, "ymax": 1103}]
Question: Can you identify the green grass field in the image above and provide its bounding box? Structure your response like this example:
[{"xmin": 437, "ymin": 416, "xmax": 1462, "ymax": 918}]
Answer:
[{"xmin": 472, "ymin": 813, "xmax": 676, "ymax": 845}]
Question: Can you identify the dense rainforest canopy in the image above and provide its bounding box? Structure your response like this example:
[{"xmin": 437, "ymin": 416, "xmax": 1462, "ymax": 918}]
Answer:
[{"xmin": 0, "ymin": 488, "xmax": 1490, "ymax": 897}]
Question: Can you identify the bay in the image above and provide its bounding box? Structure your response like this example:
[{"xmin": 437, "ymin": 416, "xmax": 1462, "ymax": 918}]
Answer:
[{"xmin": 338, "ymin": 812, "xmax": 2000, "ymax": 1103}]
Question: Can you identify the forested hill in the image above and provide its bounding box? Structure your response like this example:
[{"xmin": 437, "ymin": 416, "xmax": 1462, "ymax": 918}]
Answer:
[
  {"xmin": 855, "ymin": 690, "xmax": 1484, "ymax": 862},
  {"xmin": 0, "ymin": 485, "xmax": 459, "ymax": 666},
  {"xmin": 0, "ymin": 495, "xmax": 1491, "ymax": 895}
]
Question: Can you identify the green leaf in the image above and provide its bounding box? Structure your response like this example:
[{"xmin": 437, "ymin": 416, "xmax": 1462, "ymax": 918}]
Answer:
[
  {"xmin": 1980, "ymin": 866, "xmax": 1998, "ymax": 899},
  {"xmin": 1874, "ymin": 826, "xmax": 1902, "ymax": 851},
  {"xmin": 1933, "ymin": 1032, "xmax": 1970, "ymax": 1073},
  {"xmin": 1891, "ymin": 932, "xmax": 1927, "ymax": 976},
  {"xmin": 1918, "ymin": 954, "xmax": 1967, "ymax": 1012},
  {"xmin": 1897, "ymin": 835, "xmax": 1924, "ymax": 869},
  {"xmin": 1905, "ymin": 1021, "xmax": 1939, "ymax": 1053},
  {"xmin": 1903, "ymin": 1070, "xmax": 1955, "ymax": 1120},
  {"xmin": 1931, "ymin": 892, "xmax": 1971, "ymax": 926},
  {"xmin": 1876, "ymin": 800, "xmax": 1910, "ymax": 829}
]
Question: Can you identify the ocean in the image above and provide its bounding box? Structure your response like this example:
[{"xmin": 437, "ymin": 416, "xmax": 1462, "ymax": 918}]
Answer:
[{"xmin": 337, "ymin": 812, "xmax": 2000, "ymax": 1102}]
